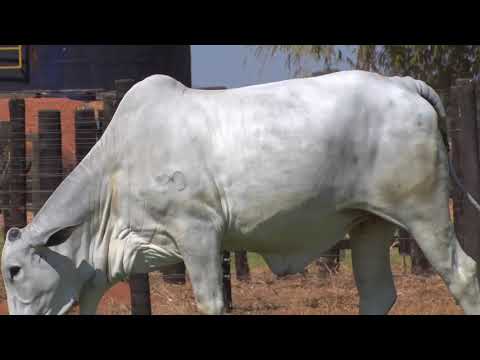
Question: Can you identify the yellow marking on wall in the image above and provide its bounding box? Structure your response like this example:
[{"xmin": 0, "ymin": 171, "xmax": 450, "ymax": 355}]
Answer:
[{"xmin": 0, "ymin": 45, "xmax": 23, "ymax": 70}]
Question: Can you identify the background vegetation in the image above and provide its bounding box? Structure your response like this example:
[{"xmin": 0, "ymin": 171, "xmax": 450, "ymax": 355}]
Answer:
[{"xmin": 253, "ymin": 45, "xmax": 480, "ymax": 89}]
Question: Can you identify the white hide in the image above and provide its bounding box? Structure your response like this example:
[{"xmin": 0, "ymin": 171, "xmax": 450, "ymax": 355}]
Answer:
[{"xmin": 2, "ymin": 70, "xmax": 480, "ymax": 315}]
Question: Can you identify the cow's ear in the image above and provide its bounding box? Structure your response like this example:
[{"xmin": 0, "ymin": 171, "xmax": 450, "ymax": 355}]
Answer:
[{"xmin": 45, "ymin": 226, "xmax": 77, "ymax": 247}]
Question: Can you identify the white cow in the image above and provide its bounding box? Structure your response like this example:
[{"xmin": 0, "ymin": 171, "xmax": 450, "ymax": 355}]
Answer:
[{"xmin": 2, "ymin": 70, "xmax": 480, "ymax": 315}]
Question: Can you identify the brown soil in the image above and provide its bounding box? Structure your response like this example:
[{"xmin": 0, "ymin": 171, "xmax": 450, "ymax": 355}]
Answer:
[{"xmin": 0, "ymin": 261, "xmax": 459, "ymax": 315}]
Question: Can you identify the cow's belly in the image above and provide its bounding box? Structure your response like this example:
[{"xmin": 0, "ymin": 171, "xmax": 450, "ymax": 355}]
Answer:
[{"xmin": 224, "ymin": 203, "xmax": 370, "ymax": 254}]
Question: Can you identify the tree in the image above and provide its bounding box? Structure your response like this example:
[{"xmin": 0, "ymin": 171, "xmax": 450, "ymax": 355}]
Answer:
[
  {"xmin": 253, "ymin": 45, "xmax": 480, "ymax": 89},
  {"xmin": 252, "ymin": 45, "xmax": 343, "ymax": 78}
]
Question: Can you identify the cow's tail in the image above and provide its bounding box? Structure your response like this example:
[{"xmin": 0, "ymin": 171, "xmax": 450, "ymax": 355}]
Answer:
[
  {"xmin": 393, "ymin": 76, "xmax": 448, "ymax": 149},
  {"xmin": 399, "ymin": 76, "xmax": 480, "ymax": 213}
]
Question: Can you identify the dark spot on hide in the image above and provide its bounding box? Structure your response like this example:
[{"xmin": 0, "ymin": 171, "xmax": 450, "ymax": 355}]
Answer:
[
  {"xmin": 156, "ymin": 172, "xmax": 187, "ymax": 192},
  {"xmin": 171, "ymin": 171, "xmax": 187, "ymax": 191},
  {"xmin": 156, "ymin": 174, "xmax": 170, "ymax": 186}
]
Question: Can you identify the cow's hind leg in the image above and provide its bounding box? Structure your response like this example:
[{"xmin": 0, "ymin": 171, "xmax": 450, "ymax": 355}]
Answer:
[
  {"xmin": 350, "ymin": 216, "xmax": 397, "ymax": 315},
  {"xmin": 383, "ymin": 150, "xmax": 480, "ymax": 314},
  {"xmin": 406, "ymin": 216, "xmax": 480, "ymax": 314}
]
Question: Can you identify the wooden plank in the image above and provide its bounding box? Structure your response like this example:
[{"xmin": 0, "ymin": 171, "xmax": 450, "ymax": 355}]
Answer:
[
  {"xmin": 4, "ymin": 99, "xmax": 26, "ymax": 230},
  {"xmin": 448, "ymin": 79, "xmax": 480, "ymax": 261},
  {"xmin": 0, "ymin": 122, "xmax": 11, "ymax": 211}
]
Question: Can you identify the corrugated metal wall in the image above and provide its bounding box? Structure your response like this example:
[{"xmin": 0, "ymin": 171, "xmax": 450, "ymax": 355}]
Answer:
[{"xmin": 0, "ymin": 45, "xmax": 191, "ymax": 91}]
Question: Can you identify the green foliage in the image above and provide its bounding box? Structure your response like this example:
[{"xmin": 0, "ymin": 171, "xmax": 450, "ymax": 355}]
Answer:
[
  {"xmin": 231, "ymin": 252, "xmax": 266, "ymax": 271},
  {"xmin": 253, "ymin": 45, "xmax": 480, "ymax": 89},
  {"xmin": 356, "ymin": 45, "xmax": 480, "ymax": 89}
]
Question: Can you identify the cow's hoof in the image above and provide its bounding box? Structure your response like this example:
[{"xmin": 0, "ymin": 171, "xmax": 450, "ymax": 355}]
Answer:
[{"xmin": 197, "ymin": 300, "xmax": 225, "ymax": 315}]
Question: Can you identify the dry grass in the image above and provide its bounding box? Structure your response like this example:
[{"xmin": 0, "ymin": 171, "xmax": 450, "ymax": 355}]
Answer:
[{"xmin": 93, "ymin": 260, "xmax": 463, "ymax": 315}]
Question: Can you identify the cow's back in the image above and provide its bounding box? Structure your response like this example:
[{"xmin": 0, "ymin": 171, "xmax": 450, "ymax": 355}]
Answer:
[{"xmin": 191, "ymin": 72, "xmax": 420, "ymax": 239}]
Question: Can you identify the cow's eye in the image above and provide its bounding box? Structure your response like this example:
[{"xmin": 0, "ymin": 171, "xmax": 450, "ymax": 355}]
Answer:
[{"xmin": 9, "ymin": 266, "xmax": 21, "ymax": 281}]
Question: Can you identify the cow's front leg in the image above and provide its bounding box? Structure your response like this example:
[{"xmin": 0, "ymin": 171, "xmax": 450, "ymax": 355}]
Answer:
[
  {"xmin": 180, "ymin": 222, "xmax": 225, "ymax": 315},
  {"xmin": 78, "ymin": 274, "xmax": 109, "ymax": 315},
  {"xmin": 79, "ymin": 287, "xmax": 104, "ymax": 315}
]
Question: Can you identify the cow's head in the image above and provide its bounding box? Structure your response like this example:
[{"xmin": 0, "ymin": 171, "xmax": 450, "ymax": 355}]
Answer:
[{"xmin": 1, "ymin": 225, "xmax": 94, "ymax": 315}]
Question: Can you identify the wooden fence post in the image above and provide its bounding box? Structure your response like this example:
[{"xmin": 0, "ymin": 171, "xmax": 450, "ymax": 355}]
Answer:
[
  {"xmin": 102, "ymin": 93, "xmax": 116, "ymax": 131},
  {"xmin": 447, "ymin": 79, "xmax": 480, "ymax": 264},
  {"xmin": 410, "ymin": 239, "xmax": 433, "ymax": 275},
  {"xmin": 316, "ymin": 245, "xmax": 341, "ymax": 275},
  {"xmin": 0, "ymin": 122, "xmax": 11, "ymax": 224},
  {"xmin": 97, "ymin": 110, "xmax": 104, "ymax": 139},
  {"xmin": 74, "ymin": 108, "xmax": 97, "ymax": 163},
  {"xmin": 397, "ymin": 228, "xmax": 411, "ymax": 273},
  {"xmin": 235, "ymin": 251, "xmax": 251, "ymax": 281},
  {"xmin": 222, "ymin": 251, "xmax": 233, "ymax": 313},
  {"xmin": 5, "ymin": 99, "xmax": 27, "ymax": 231}
]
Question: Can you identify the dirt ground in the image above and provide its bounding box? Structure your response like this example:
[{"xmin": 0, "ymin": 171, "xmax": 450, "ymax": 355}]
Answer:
[{"xmin": 0, "ymin": 259, "xmax": 460, "ymax": 315}]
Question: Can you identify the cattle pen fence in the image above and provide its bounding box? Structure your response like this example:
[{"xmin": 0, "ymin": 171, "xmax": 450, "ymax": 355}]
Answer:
[{"xmin": 0, "ymin": 77, "xmax": 479, "ymax": 314}]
